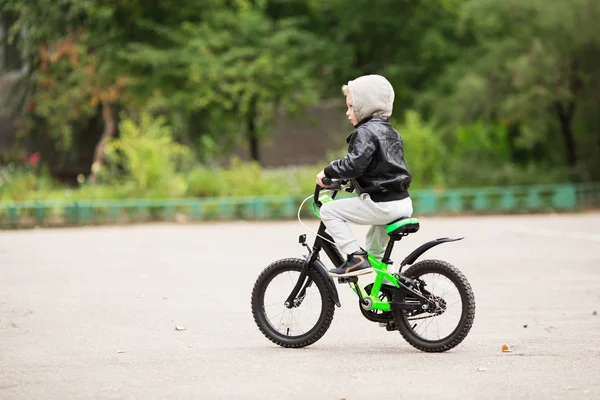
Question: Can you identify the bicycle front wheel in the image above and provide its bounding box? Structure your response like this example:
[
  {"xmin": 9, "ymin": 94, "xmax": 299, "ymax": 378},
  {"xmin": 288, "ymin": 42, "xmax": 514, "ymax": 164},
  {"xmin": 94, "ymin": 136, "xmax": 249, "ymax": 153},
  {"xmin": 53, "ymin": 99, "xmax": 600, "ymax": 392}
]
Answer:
[{"xmin": 251, "ymin": 258, "xmax": 335, "ymax": 348}]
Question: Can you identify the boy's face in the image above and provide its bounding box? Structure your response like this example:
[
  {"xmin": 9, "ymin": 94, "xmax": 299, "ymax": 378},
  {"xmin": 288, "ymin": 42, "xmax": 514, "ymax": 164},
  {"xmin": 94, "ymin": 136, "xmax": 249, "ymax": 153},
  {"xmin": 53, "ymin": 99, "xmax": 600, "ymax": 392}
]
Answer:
[{"xmin": 345, "ymin": 94, "xmax": 358, "ymax": 126}]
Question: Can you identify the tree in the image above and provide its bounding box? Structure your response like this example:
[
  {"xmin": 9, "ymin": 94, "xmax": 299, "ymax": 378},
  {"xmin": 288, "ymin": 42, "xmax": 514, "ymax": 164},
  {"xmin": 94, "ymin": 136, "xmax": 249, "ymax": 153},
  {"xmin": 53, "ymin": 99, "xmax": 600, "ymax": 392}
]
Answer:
[
  {"xmin": 424, "ymin": 0, "xmax": 600, "ymax": 170},
  {"xmin": 123, "ymin": 2, "xmax": 335, "ymax": 163},
  {"xmin": 305, "ymin": 0, "xmax": 470, "ymax": 113},
  {"xmin": 2, "ymin": 1, "xmax": 133, "ymax": 180},
  {"xmin": 25, "ymin": 29, "xmax": 130, "ymax": 182}
]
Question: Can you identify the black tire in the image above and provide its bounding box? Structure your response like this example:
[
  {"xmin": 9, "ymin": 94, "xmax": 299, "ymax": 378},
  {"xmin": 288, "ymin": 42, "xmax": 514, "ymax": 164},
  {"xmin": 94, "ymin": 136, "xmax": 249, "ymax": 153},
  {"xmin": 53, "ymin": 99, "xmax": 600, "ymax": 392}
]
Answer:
[
  {"xmin": 395, "ymin": 259, "xmax": 475, "ymax": 352},
  {"xmin": 251, "ymin": 258, "xmax": 335, "ymax": 348}
]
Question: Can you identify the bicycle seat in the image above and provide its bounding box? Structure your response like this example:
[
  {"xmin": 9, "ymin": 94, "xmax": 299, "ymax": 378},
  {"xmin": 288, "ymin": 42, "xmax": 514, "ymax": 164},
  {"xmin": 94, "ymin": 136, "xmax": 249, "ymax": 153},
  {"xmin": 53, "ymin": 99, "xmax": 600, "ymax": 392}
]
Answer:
[{"xmin": 386, "ymin": 217, "xmax": 420, "ymax": 236}]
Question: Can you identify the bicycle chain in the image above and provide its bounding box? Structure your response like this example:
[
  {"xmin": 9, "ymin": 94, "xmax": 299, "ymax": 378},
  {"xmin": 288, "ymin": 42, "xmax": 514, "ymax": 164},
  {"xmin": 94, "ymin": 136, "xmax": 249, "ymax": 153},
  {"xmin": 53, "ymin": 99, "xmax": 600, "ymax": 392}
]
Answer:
[
  {"xmin": 405, "ymin": 291, "xmax": 444, "ymax": 321},
  {"xmin": 407, "ymin": 314, "xmax": 439, "ymax": 321}
]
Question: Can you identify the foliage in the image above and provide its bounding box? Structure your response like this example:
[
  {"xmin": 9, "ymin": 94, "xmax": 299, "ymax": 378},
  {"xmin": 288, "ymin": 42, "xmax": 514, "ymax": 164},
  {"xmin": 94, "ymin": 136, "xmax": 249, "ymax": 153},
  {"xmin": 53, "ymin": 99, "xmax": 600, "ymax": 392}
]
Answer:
[
  {"xmin": 392, "ymin": 110, "xmax": 557, "ymax": 188},
  {"xmin": 423, "ymin": 0, "xmax": 600, "ymax": 173},
  {"xmin": 0, "ymin": 155, "xmax": 53, "ymax": 201},
  {"xmin": 100, "ymin": 112, "xmax": 191, "ymax": 197},
  {"xmin": 1, "ymin": 158, "xmax": 578, "ymax": 203},
  {"xmin": 186, "ymin": 157, "xmax": 316, "ymax": 198},
  {"xmin": 2, "ymin": 0, "xmax": 600, "ymax": 202},
  {"xmin": 311, "ymin": 0, "xmax": 470, "ymax": 109},
  {"xmin": 121, "ymin": 2, "xmax": 336, "ymax": 161},
  {"xmin": 19, "ymin": 29, "xmax": 129, "ymax": 151},
  {"xmin": 393, "ymin": 110, "xmax": 446, "ymax": 189}
]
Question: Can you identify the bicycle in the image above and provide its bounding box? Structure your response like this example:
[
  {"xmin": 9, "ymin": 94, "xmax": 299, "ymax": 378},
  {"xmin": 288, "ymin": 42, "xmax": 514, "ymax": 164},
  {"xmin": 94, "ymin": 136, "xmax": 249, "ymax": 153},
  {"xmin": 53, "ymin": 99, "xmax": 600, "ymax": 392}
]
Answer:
[{"xmin": 251, "ymin": 178, "xmax": 475, "ymax": 352}]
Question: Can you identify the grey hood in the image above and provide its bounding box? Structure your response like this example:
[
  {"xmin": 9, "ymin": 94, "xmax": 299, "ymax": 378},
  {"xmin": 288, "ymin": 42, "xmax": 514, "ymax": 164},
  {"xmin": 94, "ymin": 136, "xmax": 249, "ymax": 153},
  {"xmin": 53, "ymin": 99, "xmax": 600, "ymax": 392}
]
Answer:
[{"xmin": 347, "ymin": 74, "xmax": 395, "ymax": 124}]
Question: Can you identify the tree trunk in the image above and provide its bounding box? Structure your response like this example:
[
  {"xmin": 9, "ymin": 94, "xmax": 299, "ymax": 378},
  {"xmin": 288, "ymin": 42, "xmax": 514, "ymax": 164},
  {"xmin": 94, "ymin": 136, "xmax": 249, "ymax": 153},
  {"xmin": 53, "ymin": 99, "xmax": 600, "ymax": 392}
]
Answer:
[
  {"xmin": 554, "ymin": 101, "xmax": 577, "ymax": 167},
  {"xmin": 246, "ymin": 100, "xmax": 260, "ymax": 163},
  {"xmin": 247, "ymin": 116, "xmax": 260, "ymax": 163},
  {"xmin": 89, "ymin": 100, "xmax": 116, "ymax": 183}
]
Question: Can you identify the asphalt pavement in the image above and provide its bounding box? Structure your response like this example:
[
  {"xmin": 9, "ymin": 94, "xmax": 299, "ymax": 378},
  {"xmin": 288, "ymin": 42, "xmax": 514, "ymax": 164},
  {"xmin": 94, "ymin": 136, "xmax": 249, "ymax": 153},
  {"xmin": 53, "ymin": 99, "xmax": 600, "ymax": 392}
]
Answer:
[{"xmin": 1, "ymin": 212, "xmax": 599, "ymax": 399}]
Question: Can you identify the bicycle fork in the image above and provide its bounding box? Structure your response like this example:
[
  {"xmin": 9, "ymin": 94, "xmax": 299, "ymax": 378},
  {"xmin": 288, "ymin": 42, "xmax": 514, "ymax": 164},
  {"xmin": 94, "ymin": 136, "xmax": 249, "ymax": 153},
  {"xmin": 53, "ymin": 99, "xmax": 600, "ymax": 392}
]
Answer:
[{"xmin": 284, "ymin": 234, "xmax": 341, "ymax": 308}]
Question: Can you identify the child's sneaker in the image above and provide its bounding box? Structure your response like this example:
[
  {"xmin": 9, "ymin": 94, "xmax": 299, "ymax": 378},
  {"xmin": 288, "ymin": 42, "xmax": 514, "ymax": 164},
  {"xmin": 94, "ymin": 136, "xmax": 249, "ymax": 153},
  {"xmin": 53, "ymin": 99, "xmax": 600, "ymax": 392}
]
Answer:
[{"xmin": 327, "ymin": 251, "xmax": 373, "ymax": 277}]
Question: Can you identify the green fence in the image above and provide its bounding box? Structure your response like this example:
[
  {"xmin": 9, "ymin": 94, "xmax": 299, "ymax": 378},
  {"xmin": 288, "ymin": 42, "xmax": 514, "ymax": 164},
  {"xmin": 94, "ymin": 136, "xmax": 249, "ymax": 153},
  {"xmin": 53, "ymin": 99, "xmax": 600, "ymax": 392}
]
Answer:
[{"xmin": 1, "ymin": 183, "xmax": 599, "ymax": 229}]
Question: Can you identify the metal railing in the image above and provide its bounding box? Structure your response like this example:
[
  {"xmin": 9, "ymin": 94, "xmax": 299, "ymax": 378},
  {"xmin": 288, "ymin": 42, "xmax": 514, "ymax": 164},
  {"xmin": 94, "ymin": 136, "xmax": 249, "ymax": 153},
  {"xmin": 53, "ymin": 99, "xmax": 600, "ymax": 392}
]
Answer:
[{"xmin": 1, "ymin": 182, "xmax": 598, "ymax": 229}]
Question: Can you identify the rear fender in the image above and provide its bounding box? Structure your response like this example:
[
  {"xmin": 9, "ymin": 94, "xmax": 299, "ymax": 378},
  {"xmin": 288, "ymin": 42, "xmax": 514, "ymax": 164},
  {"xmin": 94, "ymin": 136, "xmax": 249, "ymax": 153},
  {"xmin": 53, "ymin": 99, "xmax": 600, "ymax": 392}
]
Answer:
[{"xmin": 400, "ymin": 237, "xmax": 464, "ymax": 267}]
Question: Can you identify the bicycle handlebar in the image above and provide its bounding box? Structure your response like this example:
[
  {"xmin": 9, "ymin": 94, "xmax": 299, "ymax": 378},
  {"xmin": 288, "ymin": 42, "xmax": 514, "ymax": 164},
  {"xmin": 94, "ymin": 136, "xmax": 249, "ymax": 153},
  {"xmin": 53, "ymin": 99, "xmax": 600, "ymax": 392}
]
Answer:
[{"xmin": 313, "ymin": 178, "xmax": 345, "ymax": 207}]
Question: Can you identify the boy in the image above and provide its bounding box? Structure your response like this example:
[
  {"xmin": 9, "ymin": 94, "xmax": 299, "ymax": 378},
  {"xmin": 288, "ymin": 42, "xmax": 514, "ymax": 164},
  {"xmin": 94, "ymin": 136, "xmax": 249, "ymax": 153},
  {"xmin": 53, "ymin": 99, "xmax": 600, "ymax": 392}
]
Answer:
[{"xmin": 316, "ymin": 74, "xmax": 413, "ymax": 277}]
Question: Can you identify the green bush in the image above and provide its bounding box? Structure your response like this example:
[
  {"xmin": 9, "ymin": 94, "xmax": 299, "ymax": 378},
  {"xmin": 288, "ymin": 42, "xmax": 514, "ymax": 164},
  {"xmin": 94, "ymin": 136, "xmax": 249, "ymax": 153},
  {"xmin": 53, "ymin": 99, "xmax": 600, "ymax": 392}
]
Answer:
[
  {"xmin": 186, "ymin": 157, "xmax": 318, "ymax": 198},
  {"xmin": 393, "ymin": 110, "xmax": 446, "ymax": 188},
  {"xmin": 0, "ymin": 110, "xmax": 587, "ymax": 203},
  {"xmin": 186, "ymin": 166, "xmax": 222, "ymax": 197},
  {"xmin": 0, "ymin": 170, "xmax": 36, "ymax": 201},
  {"xmin": 263, "ymin": 165, "xmax": 317, "ymax": 197},
  {"xmin": 100, "ymin": 111, "xmax": 191, "ymax": 198},
  {"xmin": 0, "ymin": 162, "xmax": 55, "ymax": 202},
  {"xmin": 393, "ymin": 111, "xmax": 572, "ymax": 188}
]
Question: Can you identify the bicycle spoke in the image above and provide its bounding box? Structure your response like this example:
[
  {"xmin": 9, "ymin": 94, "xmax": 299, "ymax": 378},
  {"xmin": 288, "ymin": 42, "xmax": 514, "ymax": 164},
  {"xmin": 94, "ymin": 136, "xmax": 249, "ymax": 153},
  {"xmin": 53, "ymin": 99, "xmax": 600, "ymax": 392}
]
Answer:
[
  {"xmin": 440, "ymin": 276, "xmax": 453, "ymax": 297},
  {"xmin": 277, "ymin": 309, "xmax": 286, "ymax": 331},
  {"xmin": 263, "ymin": 300, "xmax": 286, "ymax": 308},
  {"xmin": 446, "ymin": 299, "xmax": 462, "ymax": 308},
  {"xmin": 265, "ymin": 309, "xmax": 285, "ymax": 328},
  {"xmin": 439, "ymin": 316, "xmax": 452, "ymax": 336},
  {"xmin": 262, "ymin": 268, "xmax": 323, "ymax": 338},
  {"xmin": 417, "ymin": 315, "xmax": 436, "ymax": 337},
  {"xmin": 407, "ymin": 270, "xmax": 465, "ymax": 341},
  {"xmin": 290, "ymin": 309, "xmax": 304, "ymax": 335}
]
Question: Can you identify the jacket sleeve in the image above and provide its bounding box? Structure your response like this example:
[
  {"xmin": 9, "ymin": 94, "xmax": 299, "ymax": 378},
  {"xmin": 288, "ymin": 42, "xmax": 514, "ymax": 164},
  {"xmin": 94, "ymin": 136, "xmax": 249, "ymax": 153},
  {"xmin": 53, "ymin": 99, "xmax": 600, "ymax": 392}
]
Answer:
[{"xmin": 324, "ymin": 128, "xmax": 376, "ymax": 179}]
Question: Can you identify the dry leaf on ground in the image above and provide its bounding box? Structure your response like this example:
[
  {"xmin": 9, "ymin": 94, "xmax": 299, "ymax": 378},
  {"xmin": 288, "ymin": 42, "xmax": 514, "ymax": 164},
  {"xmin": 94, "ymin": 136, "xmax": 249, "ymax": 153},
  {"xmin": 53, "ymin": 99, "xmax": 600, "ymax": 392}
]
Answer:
[
  {"xmin": 175, "ymin": 326, "xmax": 187, "ymax": 331},
  {"xmin": 501, "ymin": 344, "xmax": 512, "ymax": 352}
]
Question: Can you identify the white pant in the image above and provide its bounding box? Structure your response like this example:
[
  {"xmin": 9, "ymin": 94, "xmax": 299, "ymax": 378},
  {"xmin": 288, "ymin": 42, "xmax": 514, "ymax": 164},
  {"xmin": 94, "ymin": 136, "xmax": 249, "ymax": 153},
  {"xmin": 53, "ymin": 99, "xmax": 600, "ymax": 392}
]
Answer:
[{"xmin": 320, "ymin": 193, "xmax": 413, "ymax": 259}]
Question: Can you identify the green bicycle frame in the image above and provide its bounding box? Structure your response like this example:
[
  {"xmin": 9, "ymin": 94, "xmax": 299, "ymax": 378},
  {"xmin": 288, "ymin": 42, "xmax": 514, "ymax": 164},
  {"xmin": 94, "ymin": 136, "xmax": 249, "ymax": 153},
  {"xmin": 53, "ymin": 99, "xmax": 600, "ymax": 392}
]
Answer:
[
  {"xmin": 310, "ymin": 189, "xmax": 400, "ymax": 312},
  {"xmin": 348, "ymin": 255, "xmax": 400, "ymax": 312}
]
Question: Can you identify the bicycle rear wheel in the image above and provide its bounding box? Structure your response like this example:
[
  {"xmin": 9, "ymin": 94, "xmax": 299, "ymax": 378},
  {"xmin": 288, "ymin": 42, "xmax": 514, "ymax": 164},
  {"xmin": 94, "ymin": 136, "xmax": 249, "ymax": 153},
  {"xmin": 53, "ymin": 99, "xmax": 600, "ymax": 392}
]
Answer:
[
  {"xmin": 394, "ymin": 259, "xmax": 475, "ymax": 352},
  {"xmin": 251, "ymin": 258, "xmax": 335, "ymax": 348}
]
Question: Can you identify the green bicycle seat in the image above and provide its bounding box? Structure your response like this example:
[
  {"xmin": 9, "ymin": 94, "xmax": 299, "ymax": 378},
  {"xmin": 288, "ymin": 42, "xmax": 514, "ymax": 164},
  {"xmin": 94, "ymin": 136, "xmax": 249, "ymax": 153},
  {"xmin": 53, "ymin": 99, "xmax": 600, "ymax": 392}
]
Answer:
[{"xmin": 386, "ymin": 217, "xmax": 420, "ymax": 236}]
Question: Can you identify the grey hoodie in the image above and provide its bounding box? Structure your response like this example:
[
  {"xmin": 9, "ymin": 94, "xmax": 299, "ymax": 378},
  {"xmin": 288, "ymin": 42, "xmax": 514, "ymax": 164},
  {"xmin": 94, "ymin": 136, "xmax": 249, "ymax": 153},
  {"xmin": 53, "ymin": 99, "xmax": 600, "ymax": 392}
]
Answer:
[{"xmin": 347, "ymin": 74, "xmax": 395, "ymax": 124}]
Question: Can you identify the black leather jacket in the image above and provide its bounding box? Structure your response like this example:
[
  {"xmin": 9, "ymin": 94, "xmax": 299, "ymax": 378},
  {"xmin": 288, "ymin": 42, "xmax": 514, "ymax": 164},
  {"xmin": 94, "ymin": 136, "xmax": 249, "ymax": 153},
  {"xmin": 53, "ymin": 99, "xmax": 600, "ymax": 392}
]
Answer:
[{"xmin": 324, "ymin": 116, "xmax": 411, "ymax": 202}]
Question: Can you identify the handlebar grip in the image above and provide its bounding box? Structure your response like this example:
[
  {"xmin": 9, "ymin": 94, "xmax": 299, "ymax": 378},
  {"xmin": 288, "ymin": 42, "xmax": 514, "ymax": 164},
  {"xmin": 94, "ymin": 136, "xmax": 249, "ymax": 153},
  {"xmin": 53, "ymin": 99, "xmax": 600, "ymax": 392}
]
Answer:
[
  {"xmin": 314, "ymin": 184, "xmax": 323, "ymax": 206},
  {"xmin": 314, "ymin": 178, "xmax": 343, "ymax": 207},
  {"xmin": 322, "ymin": 177, "xmax": 333, "ymax": 186},
  {"xmin": 323, "ymin": 177, "xmax": 342, "ymax": 190}
]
